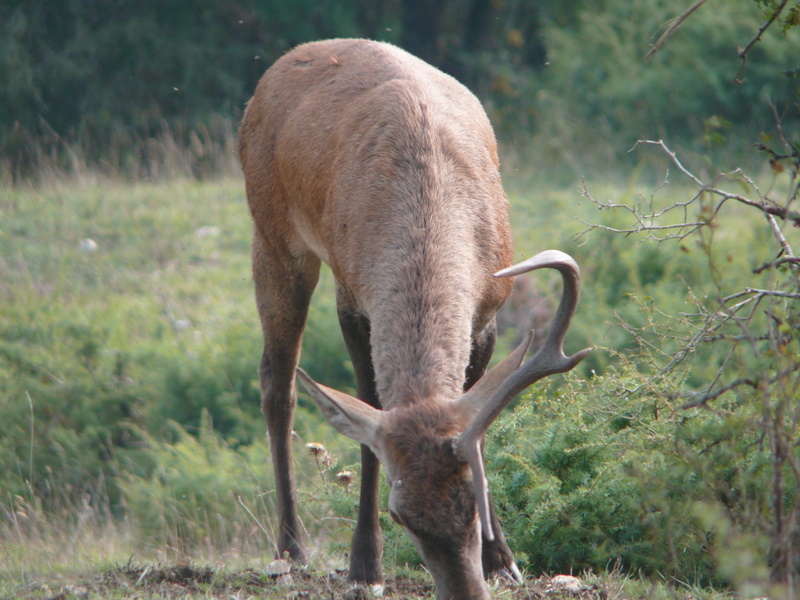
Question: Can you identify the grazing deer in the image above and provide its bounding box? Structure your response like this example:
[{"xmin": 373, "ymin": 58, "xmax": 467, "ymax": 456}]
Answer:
[{"xmin": 238, "ymin": 39, "xmax": 590, "ymax": 600}]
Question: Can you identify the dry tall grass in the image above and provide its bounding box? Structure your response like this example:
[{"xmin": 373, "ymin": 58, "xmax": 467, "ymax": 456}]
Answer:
[{"xmin": 1, "ymin": 116, "xmax": 241, "ymax": 189}]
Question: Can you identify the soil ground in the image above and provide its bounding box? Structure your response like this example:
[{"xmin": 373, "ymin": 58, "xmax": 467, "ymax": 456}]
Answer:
[{"xmin": 17, "ymin": 562, "xmax": 610, "ymax": 600}]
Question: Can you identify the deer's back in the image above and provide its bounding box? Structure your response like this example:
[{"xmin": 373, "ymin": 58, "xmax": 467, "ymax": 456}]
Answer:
[{"xmin": 239, "ymin": 38, "xmax": 512, "ymax": 325}]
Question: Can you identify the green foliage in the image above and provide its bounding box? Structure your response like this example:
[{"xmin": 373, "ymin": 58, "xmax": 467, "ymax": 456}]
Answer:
[
  {"xmin": 490, "ymin": 102, "xmax": 798, "ymax": 592},
  {"xmin": 0, "ymin": 176, "xmax": 367, "ymax": 571},
  {"xmin": 487, "ymin": 362, "xmax": 790, "ymax": 589},
  {"xmin": 0, "ymin": 0, "xmax": 365, "ymax": 180},
  {"xmin": 155, "ymin": 325, "xmax": 264, "ymax": 444},
  {"xmin": 116, "ymin": 416, "xmax": 274, "ymax": 554},
  {"xmin": 1, "ymin": 172, "xmax": 796, "ymax": 595},
  {"xmin": 0, "ymin": 299, "xmax": 148, "ymax": 503},
  {"xmin": 488, "ymin": 0, "xmax": 800, "ymax": 177}
]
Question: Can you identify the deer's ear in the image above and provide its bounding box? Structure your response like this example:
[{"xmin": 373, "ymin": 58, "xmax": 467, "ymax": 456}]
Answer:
[{"xmin": 296, "ymin": 368, "xmax": 386, "ymax": 451}]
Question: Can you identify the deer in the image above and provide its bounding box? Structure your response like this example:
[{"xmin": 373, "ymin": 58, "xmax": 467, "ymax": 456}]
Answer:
[{"xmin": 238, "ymin": 38, "xmax": 590, "ymax": 600}]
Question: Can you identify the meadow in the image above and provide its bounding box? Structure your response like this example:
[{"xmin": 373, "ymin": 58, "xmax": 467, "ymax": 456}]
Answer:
[{"xmin": 1, "ymin": 133, "xmax": 798, "ymax": 599}]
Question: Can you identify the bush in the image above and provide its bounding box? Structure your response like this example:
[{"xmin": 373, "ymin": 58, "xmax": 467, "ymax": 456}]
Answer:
[
  {"xmin": 487, "ymin": 359, "xmax": 791, "ymax": 589},
  {"xmin": 0, "ymin": 306, "xmax": 149, "ymax": 505},
  {"xmin": 116, "ymin": 416, "xmax": 274, "ymax": 556}
]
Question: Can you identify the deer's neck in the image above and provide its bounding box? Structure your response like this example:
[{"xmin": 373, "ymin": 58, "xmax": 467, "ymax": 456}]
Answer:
[
  {"xmin": 327, "ymin": 92, "xmax": 503, "ymax": 408},
  {"xmin": 364, "ymin": 209, "xmax": 478, "ymax": 408}
]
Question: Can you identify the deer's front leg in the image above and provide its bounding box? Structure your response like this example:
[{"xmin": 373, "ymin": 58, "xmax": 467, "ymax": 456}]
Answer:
[
  {"xmin": 337, "ymin": 289, "xmax": 384, "ymax": 586},
  {"xmin": 254, "ymin": 233, "xmax": 320, "ymax": 563}
]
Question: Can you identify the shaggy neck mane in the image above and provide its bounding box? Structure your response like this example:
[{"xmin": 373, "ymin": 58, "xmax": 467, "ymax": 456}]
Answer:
[{"xmin": 364, "ymin": 98, "xmax": 479, "ymax": 408}]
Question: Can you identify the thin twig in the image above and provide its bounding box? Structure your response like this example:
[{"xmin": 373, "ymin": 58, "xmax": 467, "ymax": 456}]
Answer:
[
  {"xmin": 738, "ymin": 0, "xmax": 790, "ymax": 59},
  {"xmin": 641, "ymin": 140, "xmax": 800, "ymax": 224},
  {"xmin": 744, "ymin": 288, "xmax": 800, "ymax": 299},
  {"xmin": 754, "ymin": 256, "xmax": 800, "ymax": 274},
  {"xmin": 682, "ymin": 366, "xmax": 799, "ymax": 409},
  {"xmin": 766, "ymin": 213, "xmax": 794, "ymax": 257},
  {"xmin": 735, "ymin": 0, "xmax": 790, "ymax": 83},
  {"xmin": 769, "ymin": 100, "xmax": 799, "ymax": 163},
  {"xmin": 681, "ymin": 377, "xmax": 760, "ymax": 409},
  {"xmin": 645, "ymin": 0, "xmax": 708, "ymax": 60},
  {"xmin": 634, "ymin": 140, "xmax": 704, "ymax": 187}
]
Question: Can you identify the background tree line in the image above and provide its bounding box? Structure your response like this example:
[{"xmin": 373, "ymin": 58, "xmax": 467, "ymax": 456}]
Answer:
[{"xmin": 1, "ymin": 0, "xmax": 798, "ymax": 181}]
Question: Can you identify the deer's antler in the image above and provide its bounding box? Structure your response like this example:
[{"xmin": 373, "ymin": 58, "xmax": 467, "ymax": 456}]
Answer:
[{"xmin": 455, "ymin": 250, "xmax": 592, "ymax": 541}]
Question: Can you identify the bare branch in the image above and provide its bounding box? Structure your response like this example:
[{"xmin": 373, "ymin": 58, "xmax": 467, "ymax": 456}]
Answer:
[
  {"xmin": 765, "ymin": 213, "xmax": 795, "ymax": 258},
  {"xmin": 611, "ymin": 270, "xmax": 797, "ymax": 406},
  {"xmin": 767, "ymin": 101, "xmax": 800, "ymax": 166},
  {"xmin": 576, "ymin": 172, "xmax": 706, "ymax": 243},
  {"xmin": 682, "ymin": 366, "xmax": 800, "ymax": 409},
  {"xmin": 647, "ymin": 140, "xmax": 800, "ymax": 224},
  {"xmin": 735, "ymin": 0, "xmax": 791, "ymax": 83},
  {"xmin": 754, "ymin": 256, "xmax": 800, "ymax": 274},
  {"xmin": 681, "ymin": 377, "xmax": 760, "ymax": 409},
  {"xmin": 577, "ymin": 139, "xmax": 800, "ymax": 250},
  {"xmin": 633, "ymin": 140, "xmax": 704, "ymax": 187},
  {"xmin": 645, "ymin": 0, "xmax": 708, "ymax": 61},
  {"xmin": 744, "ymin": 288, "xmax": 800, "ymax": 300}
]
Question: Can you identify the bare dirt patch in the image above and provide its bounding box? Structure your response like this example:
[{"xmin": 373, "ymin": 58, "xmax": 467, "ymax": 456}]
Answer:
[{"xmin": 28, "ymin": 561, "xmax": 610, "ymax": 600}]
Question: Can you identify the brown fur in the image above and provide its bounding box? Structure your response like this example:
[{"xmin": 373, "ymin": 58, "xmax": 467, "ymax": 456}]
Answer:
[{"xmin": 240, "ymin": 39, "xmax": 516, "ymax": 599}]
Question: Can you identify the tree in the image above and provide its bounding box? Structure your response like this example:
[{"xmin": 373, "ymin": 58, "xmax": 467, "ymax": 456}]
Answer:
[{"xmin": 579, "ymin": 0, "xmax": 800, "ymax": 590}]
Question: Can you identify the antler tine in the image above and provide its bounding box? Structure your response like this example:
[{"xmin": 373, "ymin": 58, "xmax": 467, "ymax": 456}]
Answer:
[
  {"xmin": 468, "ymin": 250, "xmax": 590, "ymax": 437},
  {"xmin": 455, "ymin": 250, "xmax": 591, "ymax": 541}
]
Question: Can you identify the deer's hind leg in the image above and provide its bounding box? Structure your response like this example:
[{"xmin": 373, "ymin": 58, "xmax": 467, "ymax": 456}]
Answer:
[{"xmin": 253, "ymin": 230, "xmax": 320, "ymax": 563}]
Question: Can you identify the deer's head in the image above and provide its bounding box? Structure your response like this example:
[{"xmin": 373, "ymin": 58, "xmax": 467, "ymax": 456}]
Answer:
[{"xmin": 297, "ymin": 250, "xmax": 590, "ymax": 598}]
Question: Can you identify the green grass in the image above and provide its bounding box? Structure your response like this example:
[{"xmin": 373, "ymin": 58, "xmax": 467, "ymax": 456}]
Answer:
[
  {"xmin": 0, "ymin": 176, "xmax": 362, "ymax": 581},
  {"xmin": 1, "ymin": 159, "xmax": 797, "ymax": 598}
]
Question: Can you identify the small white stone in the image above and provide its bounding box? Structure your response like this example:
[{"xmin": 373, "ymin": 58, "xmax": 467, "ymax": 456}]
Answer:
[
  {"xmin": 63, "ymin": 585, "xmax": 90, "ymax": 599},
  {"xmin": 265, "ymin": 558, "xmax": 291, "ymax": 576},
  {"xmin": 195, "ymin": 225, "xmax": 220, "ymax": 238},
  {"xmin": 344, "ymin": 583, "xmax": 384, "ymax": 599},
  {"xmin": 79, "ymin": 238, "xmax": 98, "ymax": 252},
  {"xmin": 550, "ymin": 574, "xmax": 582, "ymax": 593},
  {"xmin": 174, "ymin": 319, "xmax": 192, "ymax": 331}
]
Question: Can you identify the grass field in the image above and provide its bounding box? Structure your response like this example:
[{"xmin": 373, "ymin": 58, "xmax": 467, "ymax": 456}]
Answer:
[
  {"xmin": 0, "ymin": 176, "xmax": 569, "ymax": 599},
  {"xmin": 1, "ymin": 153, "xmax": 796, "ymax": 599}
]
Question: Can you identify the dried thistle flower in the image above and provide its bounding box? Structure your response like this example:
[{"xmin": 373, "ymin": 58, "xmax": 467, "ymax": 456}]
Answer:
[
  {"xmin": 335, "ymin": 470, "xmax": 356, "ymax": 488},
  {"xmin": 305, "ymin": 442, "xmax": 326, "ymax": 457},
  {"xmin": 321, "ymin": 451, "xmax": 337, "ymax": 471},
  {"xmin": 306, "ymin": 442, "xmax": 336, "ymax": 472}
]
